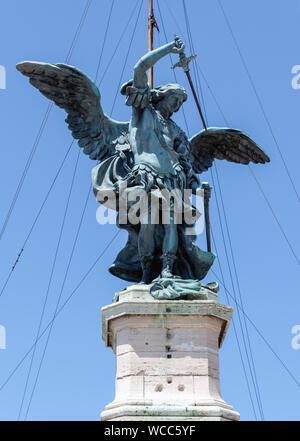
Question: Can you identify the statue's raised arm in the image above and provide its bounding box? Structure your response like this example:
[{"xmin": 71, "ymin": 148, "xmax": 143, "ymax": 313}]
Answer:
[
  {"xmin": 16, "ymin": 62, "xmax": 129, "ymax": 162},
  {"xmin": 121, "ymin": 38, "xmax": 186, "ymax": 110},
  {"xmin": 133, "ymin": 38, "xmax": 185, "ymax": 89}
]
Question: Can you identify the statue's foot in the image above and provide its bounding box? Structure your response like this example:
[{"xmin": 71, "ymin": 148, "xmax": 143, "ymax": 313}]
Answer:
[
  {"xmin": 161, "ymin": 253, "xmax": 177, "ymax": 279},
  {"xmin": 161, "ymin": 269, "xmax": 177, "ymax": 279},
  {"xmin": 202, "ymin": 282, "xmax": 219, "ymax": 293},
  {"xmin": 140, "ymin": 272, "xmax": 154, "ymax": 284},
  {"xmin": 138, "ymin": 279, "xmax": 151, "ymax": 285},
  {"xmin": 140, "ymin": 255, "xmax": 154, "ymax": 285}
]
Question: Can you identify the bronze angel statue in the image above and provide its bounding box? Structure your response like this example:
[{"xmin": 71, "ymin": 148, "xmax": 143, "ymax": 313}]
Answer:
[{"xmin": 17, "ymin": 38, "xmax": 269, "ymax": 299}]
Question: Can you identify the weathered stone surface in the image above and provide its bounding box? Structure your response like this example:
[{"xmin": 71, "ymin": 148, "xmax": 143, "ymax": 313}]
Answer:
[
  {"xmin": 116, "ymin": 321, "xmax": 220, "ymax": 355},
  {"xmin": 101, "ymin": 284, "xmax": 239, "ymax": 421},
  {"xmin": 116, "ymin": 350, "xmax": 219, "ymax": 378},
  {"xmin": 102, "ymin": 284, "xmax": 233, "ymax": 349},
  {"xmin": 101, "ymin": 404, "xmax": 240, "ymax": 421}
]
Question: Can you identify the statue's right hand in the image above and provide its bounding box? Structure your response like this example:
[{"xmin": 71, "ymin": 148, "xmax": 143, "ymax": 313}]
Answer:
[{"xmin": 171, "ymin": 36, "xmax": 185, "ymax": 54}]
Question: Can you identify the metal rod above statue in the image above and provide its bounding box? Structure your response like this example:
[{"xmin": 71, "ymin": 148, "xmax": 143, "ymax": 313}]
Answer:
[{"xmin": 148, "ymin": 0, "xmax": 159, "ymax": 88}]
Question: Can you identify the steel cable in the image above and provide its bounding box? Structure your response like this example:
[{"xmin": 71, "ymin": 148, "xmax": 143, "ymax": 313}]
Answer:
[{"xmin": 0, "ymin": 0, "xmax": 93, "ymax": 241}]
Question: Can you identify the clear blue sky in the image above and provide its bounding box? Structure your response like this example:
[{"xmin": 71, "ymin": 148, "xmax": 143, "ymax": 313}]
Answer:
[{"xmin": 0, "ymin": 0, "xmax": 299, "ymax": 421}]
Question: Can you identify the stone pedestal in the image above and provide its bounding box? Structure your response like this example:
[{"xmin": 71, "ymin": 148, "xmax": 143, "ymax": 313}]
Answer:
[{"xmin": 100, "ymin": 284, "xmax": 240, "ymax": 421}]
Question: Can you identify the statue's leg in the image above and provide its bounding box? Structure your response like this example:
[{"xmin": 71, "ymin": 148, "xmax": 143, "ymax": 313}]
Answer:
[
  {"xmin": 161, "ymin": 211, "xmax": 178, "ymax": 278},
  {"xmin": 138, "ymin": 202, "xmax": 157, "ymax": 284}
]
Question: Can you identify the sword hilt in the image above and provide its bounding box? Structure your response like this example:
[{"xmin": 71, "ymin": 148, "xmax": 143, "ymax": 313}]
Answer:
[{"xmin": 171, "ymin": 35, "xmax": 197, "ymax": 73}]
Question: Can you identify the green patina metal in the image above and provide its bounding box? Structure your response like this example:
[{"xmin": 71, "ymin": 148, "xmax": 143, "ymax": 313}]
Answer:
[{"xmin": 16, "ymin": 38, "xmax": 270, "ymax": 300}]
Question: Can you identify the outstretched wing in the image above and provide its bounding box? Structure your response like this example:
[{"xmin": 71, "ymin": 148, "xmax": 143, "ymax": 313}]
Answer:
[
  {"xmin": 189, "ymin": 127, "xmax": 270, "ymax": 173},
  {"xmin": 16, "ymin": 62, "xmax": 129, "ymax": 161}
]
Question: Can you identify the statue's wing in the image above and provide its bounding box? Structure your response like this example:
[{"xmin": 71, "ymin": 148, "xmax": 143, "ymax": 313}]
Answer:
[
  {"xmin": 16, "ymin": 62, "xmax": 129, "ymax": 161},
  {"xmin": 189, "ymin": 127, "xmax": 270, "ymax": 173}
]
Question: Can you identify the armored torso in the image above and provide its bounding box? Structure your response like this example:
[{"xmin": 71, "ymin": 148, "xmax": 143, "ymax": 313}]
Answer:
[{"xmin": 129, "ymin": 105, "xmax": 181, "ymax": 176}]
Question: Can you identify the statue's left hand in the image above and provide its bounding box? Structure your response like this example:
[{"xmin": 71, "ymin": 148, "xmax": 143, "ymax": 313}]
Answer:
[{"xmin": 191, "ymin": 180, "xmax": 201, "ymax": 195}]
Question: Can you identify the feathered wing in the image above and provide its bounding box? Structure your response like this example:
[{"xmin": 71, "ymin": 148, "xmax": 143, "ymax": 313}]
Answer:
[
  {"xmin": 189, "ymin": 127, "xmax": 270, "ymax": 173},
  {"xmin": 16, "ymin": 62, "xmax": 129, "ymax": 161}
]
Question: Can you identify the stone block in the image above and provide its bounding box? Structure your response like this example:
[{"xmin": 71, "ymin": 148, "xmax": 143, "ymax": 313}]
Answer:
[{"xmin": 101, "ymin": 284, "xmax": 239, "ymax": 421}]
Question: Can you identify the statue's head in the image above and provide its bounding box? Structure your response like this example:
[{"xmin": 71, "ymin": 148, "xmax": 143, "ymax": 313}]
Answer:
[
  {"xmin": 120, "ymin": 80, "xmax": 187, "ymax": 116},
  {"xmin": 150, "ymin": 83, "xmax": 187, "ymax": 116}
]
